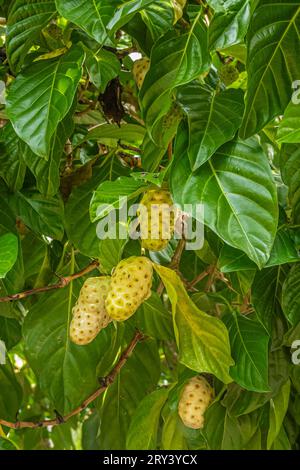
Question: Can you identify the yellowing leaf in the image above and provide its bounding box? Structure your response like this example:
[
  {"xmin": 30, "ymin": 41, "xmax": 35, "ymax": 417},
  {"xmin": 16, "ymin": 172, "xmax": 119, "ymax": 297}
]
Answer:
[{"xmin": 153, "ymin": 264, "xmax": 233, "ymax": 383}]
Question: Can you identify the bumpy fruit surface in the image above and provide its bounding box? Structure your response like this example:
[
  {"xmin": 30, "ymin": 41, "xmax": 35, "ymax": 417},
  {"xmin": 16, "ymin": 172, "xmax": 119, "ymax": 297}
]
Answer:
[
  {"xmin": 105, "ymin": 257, "xmax": 153, "ymax": 321},
  {"xmin": 70, "ymin": 277, "xmax": 112, "ymax": 346},
  {"xmin": 132, "ymin": 58, "xmax": 150, "ymax": 89},
  {"xmin": 138, "ymin": 189, "xmax": 175, "ymax": 252},
  {"xmin": 178, "ymin": 376, "xmax": 214, "ymax": 429}
]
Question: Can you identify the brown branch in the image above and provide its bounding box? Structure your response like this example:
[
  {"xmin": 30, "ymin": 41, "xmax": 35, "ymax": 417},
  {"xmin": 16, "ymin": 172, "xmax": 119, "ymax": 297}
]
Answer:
[
  {"xmin": 0, "ymin": 330, "xmax": 144, "ymax": 430},
  {"xmin": 0, "ymin": 261, "xmax": 100, "ymax": 303}
]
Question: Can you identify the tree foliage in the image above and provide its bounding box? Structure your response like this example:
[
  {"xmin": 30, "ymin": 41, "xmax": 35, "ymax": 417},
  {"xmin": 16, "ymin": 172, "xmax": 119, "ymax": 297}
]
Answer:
[{"xmin": 0, "ymin": 0, "xmax": 299, "ymax": 451}]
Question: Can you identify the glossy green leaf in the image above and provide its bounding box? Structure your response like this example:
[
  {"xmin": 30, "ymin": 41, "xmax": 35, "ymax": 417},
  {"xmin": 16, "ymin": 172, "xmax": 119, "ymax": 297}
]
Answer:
[
  {"xmin": 126, "ymin": 387, "xmax": 170, "ymax": 449},
  {"xmin": 219, "ymin": 228, "xmax": 300, "ymax": 272},
  {"xmin": 282, "ymin": 264, "xmax": 300, "ymax": 325},
  {"xmin": 10, "ymin": 191, "xmax": 64, "ymax": 240},
  {"xmin": 267, "ymin": 380, "xmax": 290, "ymax": 449},
  {"xmin": 280, "ymin": 144, "xmax": 300, "ymax": 224},
  {"xmin": 171, "ymin": 134, "xmax": 278, "ymax": 268},
  {"xmin": 7, "ymin": 0, "xmax": 56, "ymax": 72},
  {"xmin": 154, "ymin": 264, "xmax": 234, "ymax": 383},
  {"xmin": 177, "ymin": 83, "xmax": 244, "ymax": 169},
  {"xmin": 23, "ymin": 105, "xmax": 75, "ymax": 197},
  {"xmin": 140, "ymin": 7, "xmax": 210, "ymax": 134},
  {"xmin": 277, "ymin": 100, "xmax": 300, "ymax": 143},
  {"xmin": 97, "ymin": 334, "xmax": 160, "ymax": 449},
  {"xmin": 55, "ymin": 0, "xmax": 120, "ymax": 43},
  {"xmin": 161, "ymin": 411, "xmax": 187, "ymax": 450},
  {"xmin": 90, "ymin": 176, "xmax": 148, "ymax": 222},
  {"xmin": 0, "ymin": 358, "xmax": 23, "ymax": 421},
  {"xmin": 209, "ymin": 0, "xmax": 251, "ymax": 50},
  {"xmin": 85, "ymin": 123, "xmax": 146, "ymax": 145},
  {"xmin": 224, "ymin": 312, "xmax": 270, "ymax": 392},
  {"xmin": 0, "ymin": 317, "xmax": 21, "ymax": 350},
  {"xmin": 135, "ymin": 291, "xmax": 173, "ymax": 340},
  {"xmin": 0, "ymin": 123, "xmax": 26, "ymax": 191},
  {"xmin": 140, "ymin": 0, "xmax": 174, "ymax": 41},
  {"xmin": 0, "ymin": 233, "xmax": 18, "ymax": 279},
  {"xmin": 240, "ymin": 1, "xmax": 300, "ymax": 138},
  {"xmin": 6, "ymin": 46, "xmax": 84, "ymax": 158},
  {"xmin": 252, "ymin": 266, "xmax": 286, "ymax": 333},
  {"xmin": 107, "ymin": 0, "xmax": 157, "ymax": 34}
]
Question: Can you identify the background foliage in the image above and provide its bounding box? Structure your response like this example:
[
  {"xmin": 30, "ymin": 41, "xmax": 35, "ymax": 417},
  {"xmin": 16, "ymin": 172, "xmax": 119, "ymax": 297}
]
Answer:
[{"xmin": 0, "ymin": 0, "xmax": 299, "ymax": 450}]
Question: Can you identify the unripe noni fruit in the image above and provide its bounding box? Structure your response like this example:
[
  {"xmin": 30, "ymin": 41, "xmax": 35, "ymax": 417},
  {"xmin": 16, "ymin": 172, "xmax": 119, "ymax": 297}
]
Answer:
[
  {"xmin": 132, "ymin": 58, "xmax": 150, "ymax": 89},
  {"xmin": 70, "ymin": 277, "xmax": 112, "ymax": 346},
  {"xmin": 138, "ymin": 189, "xmax": 176, "ymax": 252},
  {"xmin": 105, "ymin": 256, "xmax": 153, "ymax": 321},
  {"xmin": 178, "ymin": 376, "xmax": 214, "ymax": 429}
]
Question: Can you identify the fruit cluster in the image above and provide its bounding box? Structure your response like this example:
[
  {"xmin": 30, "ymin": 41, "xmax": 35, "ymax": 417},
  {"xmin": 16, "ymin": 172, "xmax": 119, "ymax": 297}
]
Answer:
[
  {"xmin": 70, "ymin": 257, "xmax": 153, "ymax": 345},
  {"xmin": 178, "ymin": 376, "xmax": 214, "ymax": 429}
]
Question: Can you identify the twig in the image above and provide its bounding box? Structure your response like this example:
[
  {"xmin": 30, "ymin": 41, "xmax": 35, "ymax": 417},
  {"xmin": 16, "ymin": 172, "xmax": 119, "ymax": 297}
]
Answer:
[
  {"xmin": 186, "ymin": 269, "xmax": 211, "ymax": 290},
  {"xmin": 0, "ymin": 261, "xmax": 99, "ymax": 303},
  {"xmin": 0, "ymin": 331, "xmax": 144, "ymax": 430}
]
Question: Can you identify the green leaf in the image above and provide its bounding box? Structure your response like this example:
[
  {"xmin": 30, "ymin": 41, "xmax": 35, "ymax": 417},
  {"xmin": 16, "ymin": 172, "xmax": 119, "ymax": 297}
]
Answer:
[
  {"xmin": 209, "ymin": 0, "xmax": 251, "ymax": 50},
  {"xmin": 219, "ymin": 228, "xmax": 300, "ymax": 272},
  {"xmin": 267, "ymin": 380, "xmax": 290, "ymax": 449},
  {"xmin": 6, "ymin": 46, "xmax": 84, "ymax": 158},
  {"xmin": 126, "ymin": 387, "xmax": 170, "ymax": 450},
  {"xmin": 280, "ymin": 144, "xmax": 300, "ymax": 224},
  {"xmin": 23, "ymin": 283, "xmax": 113, "ymax": 414},
  {"xmin": 177, "ymin": 82, "xmax": 244, "ymax": 169},
  {"xmin": 0, "ymin": 233, "xmax": 18, "ymax": 279},
  {"xmin": 171, "ymin": 134, "xmax": 278, "ymax": 268},
  {"xmin": 161, "ymin": 411, "xmax": 187, "ymax": 450},
  {"xmin": 0, "ymin": 437, "xmax": 18, "ymax": 450},
  {"xmin": 282, "ymin": 264, "xmax": 300, "ymax": 325},
  {"xmin": 85, "ymin": 123, "xmax": 146, "ymax": 145},
  {"xmin": 0, "ymin": 123, "xmax": 26, "ymax": 191},
  {"xmin": 277, "ymin": 100, "xmax": 300, "ymax": 143},
  {"xmin": 240, "ymin": 1, "xmax": 300, "ymax": 138},
  {"xmin": 10, "ymin": 191, "xmax": 65, "ymax": 240},
  {"xmin": 97, "ymin": 334, "xmax": 160, "ymax": 449},
  {"xmin": 140, "ymin": 0, "xmax": 174, "ymax": 41},
  {"xmin": 0, "ymin": 317, "xmax": 21, "ymax": 350},
  {"xmin": 23, "ymin": 105, "xmax": 75, "ymax": 197},
  {"xmin": 224, "ymin": 312, "xmax": 270, "ymax": 392},
  {"xmin": 85, "ymin": 48, "xmax": 120, "ymax": 92},
  {"xmin": 135, "ymin": 291, "xmax": 173, "ymax": 340},
  {"xmin": 90, "ymin": 176, "xmax": 149, "ymax": 222},
  {"xmin": 204, "ymin": 401, "xmax": 260, "ymax": 450},
  {"xmin": 0, "ymin": 358, "xmax": 23, "ymax": 421},
  {"xmin": 7, "ymin": 0, "xmax": 56, "ymax": 72},
  {"xmin": 153, "ymin": 264, "xmax": 234, "ymax": 383},
  {"xmin": 55, "ymin": 0, "xmax": 120, "ymax": 43},
  {"xmin": 252, "ymin": 266, "xmax": 286, "ymax": 333},
  {"xmin": 140, "ymin": 7, "xmax": 210, "ymax": 134}
]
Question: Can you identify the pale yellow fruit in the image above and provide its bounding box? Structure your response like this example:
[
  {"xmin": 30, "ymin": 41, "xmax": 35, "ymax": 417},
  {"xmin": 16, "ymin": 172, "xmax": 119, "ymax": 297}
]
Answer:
[
  {"xmin": 132, "ymin": 58, "xmax": 150, "ymax": 89},
  {"xmin": 105, "ymin": 257, "xmax": 153, "ymax": 321},
  {"xmin": 138, "ymin": 189, "xmax": 176, "ymax": 252},
  {"xmin": 178, "ymin": 376, "xmax": 214, "ymax": 429},
  {"xmin": 70, "ymin": 277, "xmax": 112, "ymax": 346}
]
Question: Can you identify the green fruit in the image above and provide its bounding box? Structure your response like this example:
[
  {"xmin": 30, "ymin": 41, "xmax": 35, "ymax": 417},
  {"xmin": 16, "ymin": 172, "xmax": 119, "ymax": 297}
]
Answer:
[
  {"xmin": 70, "ymin": 277, "xmax": 111, "ymax": 346},
  {"xmin": 138, "ymin": 189, "xmax": 175, "ymax": 252},
  {"xmin": 132, "ymin": 58, "xmax": 150, "ymax": 89},
  {"xmin": 178, "ymin": 376, "xmax": 214, "ymax": 429},
  {"xmin": 105, "ymin": 257, "xmax": 153, "ymax": 321}
]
